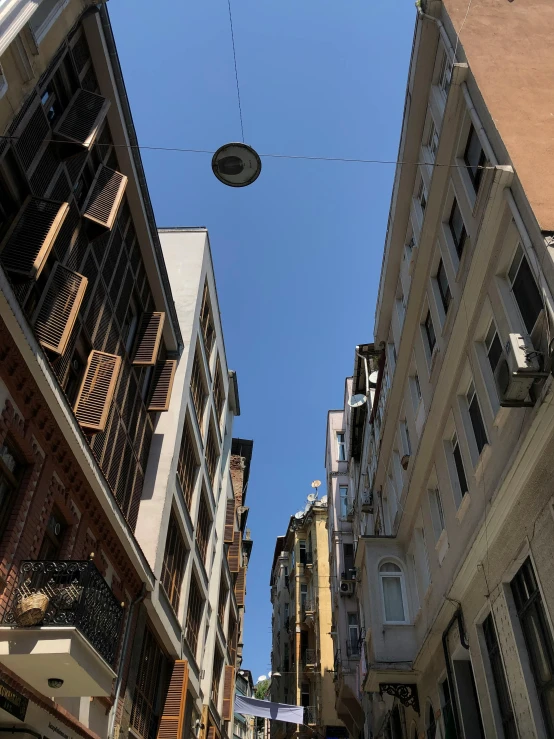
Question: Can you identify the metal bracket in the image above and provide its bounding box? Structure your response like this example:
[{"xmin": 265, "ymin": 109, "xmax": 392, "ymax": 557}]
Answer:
[{"xmin": 379, "ymin": 683, "xmax": 420, "ymax": 714}]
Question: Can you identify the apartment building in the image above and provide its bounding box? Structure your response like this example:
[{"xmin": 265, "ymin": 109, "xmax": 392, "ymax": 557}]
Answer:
[
  {"xmin": 0, "ymin": 7, "xmax": 251, "ymax": 739},
  {"xmin": 325, "ymin": 346, "xmax": 380, "ymax": 739},
  {"xmin": 332, "ymin": 1, "xmax": 554, "ymax": 737},
  {"xmin": 125, "ymin": 228, "xmax": 247, "ymax": 739},
  {"xmin": 233, "ymin": 669, "xmax": 255, "ymax": 739},
  {"xmin": 270, "ymin": 498, "xmax": 345, "ymax": 739}
]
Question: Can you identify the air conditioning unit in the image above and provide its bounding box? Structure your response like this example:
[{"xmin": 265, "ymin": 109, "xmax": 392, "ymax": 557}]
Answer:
[
  {"xmin": 361, "ymin": 493, "xmax": 373, "ymax": 513},
  {"xmin": 495, "ymin": 333, "xmax": 540, "ymax": 404},
  {"xmin": 339, "ymin": 580, "xmax": 355, "ymax": 597}
]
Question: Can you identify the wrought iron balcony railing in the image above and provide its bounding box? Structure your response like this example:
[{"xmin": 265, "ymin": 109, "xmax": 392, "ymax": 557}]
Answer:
[
  {"xmin": 346, "ymin": 641, "xmax": 360, "ymax": 658},
  {"xmin": 2, "ymin": 560, "xmax": 124, "ymax": 667},
  {"xmin": 303, "ymin": 706, "xmax": 318, "ymax": 725}
]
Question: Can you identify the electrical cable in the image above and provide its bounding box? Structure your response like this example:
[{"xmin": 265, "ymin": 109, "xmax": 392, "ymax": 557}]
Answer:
[
  {"xmin": 0, "ymin": 134, "xmax": 498, "ymax": 171},
  {"xmin": 226, "ymin": 0, "xmax": 245, "ymax": 143}
]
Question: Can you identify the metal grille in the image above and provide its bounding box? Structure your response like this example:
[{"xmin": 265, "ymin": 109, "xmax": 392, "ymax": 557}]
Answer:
[
  {"xmin": 15, "ymin": 100, "xmax": 49, "ymax": 173},
  {"xmin": 185, "ymin": 576, "xmax": 203, "ymax": 657},
  {"xmin": 176, "ymin": 419, "xmax": 199, "ymax": 511},
  {"xmin": 190, "ymin": 346, "xmax": 207, "ymax": 423},
  {"xmin": 30, "ymin": 145, "xmax": 60, "ymax": 196},
  {"xmin": 195, "ymin": 492, "xmax": 211, "ymax": 564},
  {"xmin": 70, "ymin": 32, "xmax": 90, "ymax": 75},
  {"xmin": 205, "ymin": 423, "xmax": 219, "ymax": 486},
  {"xmin": 161, "ymin": 512, "xmax": 187, "ymax": 614},
  {"xmin": 130, "ymin": 627, "xmax": 165, "ymax": 739},
  {"xmin": 56, "ymin": 89, "xmax": 108, "ymax": 147}
]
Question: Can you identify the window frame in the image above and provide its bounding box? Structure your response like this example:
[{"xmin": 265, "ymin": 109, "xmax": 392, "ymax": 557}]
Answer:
[
  {"xmin": 481, "ymin": 613, "xmax": 518, "ymax": 739},
  {"xmin": 436, "ymin": 258, "xmax": 452, "ymax": 315},
  {"xmin": 449, "ymin": 198, "xmax": 468, "ymax": 259},
  {"xmin": 160, "ymin": 511, "xmax": 188, "ymax": 615},
  {"xmin": 336, "ymin": 432, "xmax": 346, "ymax": 461},
  {"xmin": 379, "ymin": 559, "xmax": 408, "ymax": 625},
  {"xmin": 451, "ymin": 432, "xmax": 469, "ymax": 506},
  {"xmin": 466, "ymin": 381, "xmax": 488, "ymax": 456},
  {"xmin": 508, "ymin": 244, "xmax": 543, "ymax": 336},
  {"xmin": 464, "ymin": 124, "xmax": 487, "ymax": 192},
  {"xmin": 339, "ymin": 485, "xmax": 349, "ymax": 519},
  {"xmin": 424, "ymin": 310, "xmax": 437, "ymax": 355}
]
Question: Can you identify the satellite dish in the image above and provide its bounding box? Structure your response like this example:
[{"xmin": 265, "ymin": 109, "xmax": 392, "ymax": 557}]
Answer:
[
  {"xmin": 307, "ymin": 493, "xmax": 317, "ymax": 502},
  {"xmin": 320, "ymin": 495, "xmax": 328, "ymax": 505},
  {"xmin": 311, "ymin": 480, "xmax": 321, "ymax": 489},
  {"xmin": 348, "ymin": 394, "xmax": 367, "ymax": 408},
  {"xmin": 295, "ymin": 511, "xmax": 304, "ymax": 520},
  {"xmin": 212, "ymin": 143, "xmax": 262, "ymax": 187},
  {"xmin": 369, "ymin": 371, "xmax": 378, "ymax": 386}
]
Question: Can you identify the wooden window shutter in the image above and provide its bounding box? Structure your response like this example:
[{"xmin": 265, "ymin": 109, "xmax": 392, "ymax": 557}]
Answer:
[
  {"xmin": 156, "ymin": 659, "xmax": 189, "ymax": 739},
  {"xmin": 82, "ymin": 164, "xmax": 128, "ymax": 232},
  {"xmin": 133, "ymin": 312, "xmax": 166, "ymax": 365},
  {"xmin": 0, "ymin": 196, "xmax": 69, "ymax": 278},
  {"xmin": 222, "ymin": 665, "xmax": 235, "ymax": 721},
  {"xmin": 224, "ymin": 499, "xmax": 235, "ymax": 543},
  {"xmin": 207, "ymin": 728, "xmax": 216, "ymax": 739},
  {"xmin": 228, "ymin": 531, "xmax": 241, "ymax": 573},
  {"xmin": 74, "ymin": 350, "xmax": 122, "ymax": 432},
  {"xmin": 32, "ymin": 263, "xmax": 88, "ymax": 354},
  {"xmin": 54, "ymin": 89, "xmax": 110, "ymax": 159},
  {"xmin": 235, "ymin": 566, "xmax": 246, "ymax": 606},
  {"xmin": 148, "ymin": 359, "xmax": 177, "ymax": 412}
]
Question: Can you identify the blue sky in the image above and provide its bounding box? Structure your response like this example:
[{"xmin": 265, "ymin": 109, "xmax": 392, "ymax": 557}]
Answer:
[{"xmin": 109, "ymin": 0, "xmax": 415, "ymax": 683}]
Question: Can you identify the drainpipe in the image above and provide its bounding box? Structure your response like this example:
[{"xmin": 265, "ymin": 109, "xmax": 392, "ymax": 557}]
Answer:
[
  {"xmin": 108, "ymin": 584, "xmax": 147, "ymax": 739},
  {"xmin": 441, "ymin": 608, "xmax": 469, "ymax": 739},
  {"xmin": 415, "ymin": 3, "xmax": 457, "ymax": 63}
]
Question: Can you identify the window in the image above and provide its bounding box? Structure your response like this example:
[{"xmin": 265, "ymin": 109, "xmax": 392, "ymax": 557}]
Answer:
[
  {"xmin": 436, "ymin": 259, "xmax": 452, "ymax": 314},
  {"xmin": 123, "ymin": 296, "xmax": 139, "ymax": 355},
  {"xmin": 205, "ymin": 422, "xmax": 219, "ymax": 486},
  {"xmin": 38, "ymin": 507, "xmax": 66, "ymax": 560},
  {"xmin": 464, "ymin": 124, "xmax": 487, "ymax": 192},
  {"xmin": 485, "ymin": 323, "xmax": 503, "ymax": 375},
  {"xmin": 508, "ymin": 245, "xmax": 543, "ymax": 334},
  {"xmin": 449, "ymin": 199, "xmax": 467, "ymax": 258},
  {"xmin": 512, "ymin": 558, "xmax": 554, "ymax": 734},
  {"xmin": 299, "ymin": 540, "xmax": 307, "ymax": 565},
  {"xmin": 213, "ymin": 358, "xmax": 226, "ymax": 422},
  {"xmin": 337, "ymin": 432, "xmax": 346, "ymax": 461},
  {"xmin": 300, "ymin": 583, "xmax": 307, "ymax": 610},
  {"xmin": 196, "ymin": 491, "xmax": 212, "ymax": 564},
  {"xmin": 0, "ymin": 441, "xmax": 24, "ymax": 539},
  {"xmin": 130, "ymin": 627, "xmax": 167, "ymax": 739},
  {"xmin": 185, "ymin": 576, "xmax": 204, "ymax": 657},
  {"xmin": 401, "ymin": 421, "xmax": 411, "ymax": 456},
  {"xmin": 347, "ymin": 613, "xmax": 359, "ymax": 657},
  {"xmin": 176, "ymin": 418, "xmax": 199, "ymax": 511},
  {"xmin": 482, "ymin": 614, "xmax": 518, "ymax": 739},
  {"xmin": 439, "ymin": 681, "xmax": 457, "ymax": 739},
  {"xmin": 414, "ymin": 373, "xmax": 422, "ymax": 402},
  {"xmin": 200, "ymin": 282, "xmax": 215, "ymax": 355},
  {"xmin": 161, "ymin": 512, "xmax": 187, "ymax": 614},
  {"xmin": 428, "ymin": 487, "xmax": 445, "ymax": 542},
  {"xmin": 451, "ymin": 432, "xmax": 469, "ymax": 505},
  {"xmin": 424, "ymin": 310, "xmax": 436, "ymax": 354},
  {"xmin": 379, "ymin": 561, "xmax": 406, "ymax": 623},
  {"xmin": 212, "ymin": 647, "xmax": 223, "ymax": 705},
  {"xmin": 428, "ymin": 120, "xmax": 439, "ymax": 159},
  {"xmin": 30, "ymin": 0, "xmax": 71, "ymax": 45},
  {"xmin": 339, "ymin": 486, "xmax": 349, "ymax": 519},
  {"xmin": 418, "ymin": 181, "xmax": 427, "ymax": 213},
  {"xmin": 190, "ymin": 345, "xmax": 208, "ymax": 424},
  {"xmin": 343, "ymin": 543, "xmax": 355, "ymax": 575},
  {"xmin": 438, "ymin": 50, "xmax": 451, "ymax": 94},
  {"xmin": 467, "ymin": 381, "xmax": 488, "ymax": 455}
]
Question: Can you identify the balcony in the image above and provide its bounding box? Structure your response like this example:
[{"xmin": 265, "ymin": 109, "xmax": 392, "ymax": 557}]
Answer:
[
  {"xmin": 302, "ymin": 598, "xmax": 316, "ymax": 625},
  {"xmin": 303, "ymin": 706, "xmax": 318, "ymax": 725},
  {"xmin": 0, "ymin": 560, "xmax": 123, "ymax": 696}
]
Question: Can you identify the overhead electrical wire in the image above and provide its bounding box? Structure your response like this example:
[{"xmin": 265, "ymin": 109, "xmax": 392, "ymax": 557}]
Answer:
[
  {"xmin": 0, "ymin": 134, "xmax": 497, "ymax": 172},
  {"xmin": 226, "ymin": 0, "xmax": 245, "ymax": 143}
]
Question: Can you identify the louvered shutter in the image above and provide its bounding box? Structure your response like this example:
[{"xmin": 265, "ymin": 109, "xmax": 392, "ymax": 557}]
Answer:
[
  {"xmin": 74, "ymin": 350, "xmax": 122, "ymax": 432},
  {"xmin": 222, "ymin": 665, "xmax": 235, "ymax": 721},
  {"xmin": 207, "ymin": 729, "xmax": 216, "ymax": 739},
  {"xmin": 0, "ymin": 197, "xmax": 69, "ymax": 278},
  {"xmin": 54, "ymin": 89, "xmax": 110, "ymax": 159},
  {"xmin": 82, "ymin": 165, "xmax": 128, "ymax": 233},
  {"xmin": 148, "ymin": 359, "xmax": 177, "ymax": 412},
  {"xmin": 133, "ymin": 312, "xmax": 166, "ymax": 365},
  {"xmin": 235, "ymin": 566, "xmax": 246, "ymax": 606},
  {"xmin": 156, "ymin": 659, "xmax": 189, "ymax": 739},
  {"xmin": 228, "ymin": 531, "xmax": 241, "ymax": 573},
  {"xmin": 224, "ymin": 500, "xmax": 235, "ymax": 543},
  {"xmin": 32, "ymin": 264, "xmax": 88, "ymax": 354}
]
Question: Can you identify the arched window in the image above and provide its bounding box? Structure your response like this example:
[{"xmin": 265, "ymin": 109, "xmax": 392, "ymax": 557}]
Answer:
[
  {"xmin": 379, "ymin": 561, "xmax": 407, "ymax": 623},
  {"xmin": 426, "ymin": 701, "xmax": 437, "ymax": 739}
]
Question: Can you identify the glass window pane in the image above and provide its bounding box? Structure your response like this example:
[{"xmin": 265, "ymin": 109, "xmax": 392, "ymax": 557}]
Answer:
[
  {"xmin": 512, "ymin": 254, "xmax": 543, "ymax": 334},
  {"xmin": 382, "ymin": 576, "xmax": 405, "ymax": 622},
  {"xmin": 487, "ymin": 331, "xmax": 503, "ymax": 374},
  {"xmin": 380, "ymin": 562, "xmax": 401, "ymax": 573},
  {"xmin": 469, "ymin": 394, "xmax": 488, "ymax": 454},
  {"xmin": 453, "ymin": 442, "xmax": 468, "ymax": 497}
]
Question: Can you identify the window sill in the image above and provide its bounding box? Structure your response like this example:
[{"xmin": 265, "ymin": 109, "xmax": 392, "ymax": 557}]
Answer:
[
  {"xmin": 474, "ymin": 443, "xmax": 492, "ymax": 483},
  {"xmin": 455, "ymin": 492, "xmax": 472, "ymax": 524},
  {"xmin": 382, "ymin": 622, "xmax": 412, "ymax": 630},
  {"xmin": 435, "ymin": 529, "xmax": 449, "ymax": 565}
]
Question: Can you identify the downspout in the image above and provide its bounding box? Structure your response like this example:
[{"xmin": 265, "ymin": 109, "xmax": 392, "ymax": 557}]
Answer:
[
  {"xmin": 441, "ymin": 608, "xmax": 469, "ymax": 739},
  {"xmin": 108, "ymin": 584, "xmax": 147, "ymax": 739}
]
